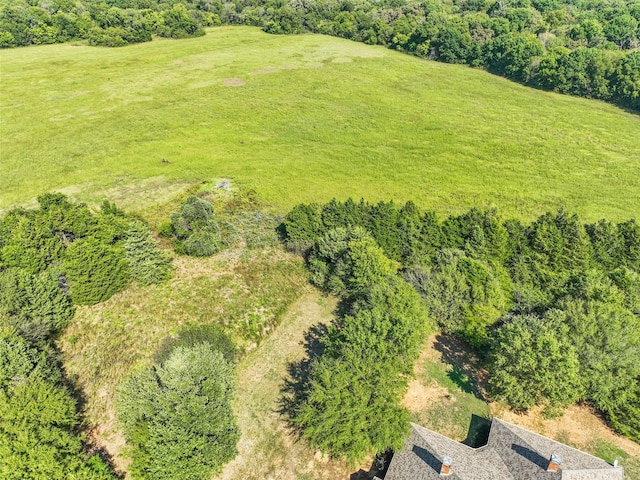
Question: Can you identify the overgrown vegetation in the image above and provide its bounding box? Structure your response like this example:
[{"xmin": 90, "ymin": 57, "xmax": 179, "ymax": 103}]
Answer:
[
  {"xmin": 0, "ymin": 193, "xmax": 172, "ymax": 478},
  {"xmin": 0, "ymin": 193, "xmax": 171, "ymax": 307},
  {"xmin": 0, "ymin": 328, "xmax": 114, "ymax": 478},
  {"xmin": 287, "ymin": 226, "xmax": 436, "ymax": 463},
  {"xmin": 118, "ymin": 343, "xmax": 239, "ymax": 479},
  {"xmin": 2, "ymin": 0, "xmax": 638, "ymax": 109},
  {"xmin": 283, "ymin": 198, "xmax": 640, "ymax": 446}
]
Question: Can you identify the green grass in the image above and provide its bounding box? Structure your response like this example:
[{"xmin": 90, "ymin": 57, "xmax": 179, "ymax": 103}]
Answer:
[
  {"xmin": 590, "ymin": 439, "xmax": 640, "ymax": 479},
  {"xmin": 409, "ymin": 337, "xmax": 490, "ymax": 445},
  {"xmin": 2, "ymin": 27, "xmax": 639, "ymax": 220}
]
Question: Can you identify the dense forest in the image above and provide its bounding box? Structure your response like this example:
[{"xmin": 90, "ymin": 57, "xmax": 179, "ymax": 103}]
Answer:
[
  {"xmin": 282, "ymin": 199, "xmax": 640, "ymax": 462},
  {"xmin": 1, "ymin": 0, "xmax": 639, "ymax": 109}
]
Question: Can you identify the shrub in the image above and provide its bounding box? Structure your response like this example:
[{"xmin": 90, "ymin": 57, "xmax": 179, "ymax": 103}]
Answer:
[
  {"xmin": 63, "ymin": 237, "xmax": 129, "ymax": 305},
  {"xmin": 168, "ymin": 196, "xmax": 222, "ymax": 257},
  {"xmin": 488, "ymin": 311, "xmax": 583, "ymax": 413},
  {"xmin": 155, "ymin": 323, "xmax": 238, "ymax": 364},
  {"xmin": 118, "ymin": 345, "xmax": 239, "ymax": 479},
  {"xmin": 124, "ymin": 222, "xmax": 172, "ymax": 285},
  {"xmin": 0, "ymin": 329, "xmax": 114, "ymax": 479},
  {"xmin": 0, "ymin": 269, "xmax": 74, "ymax": 342},
  {"xmin": 182, "ymin": 229, "xmax": 221, "ymax": 256}
]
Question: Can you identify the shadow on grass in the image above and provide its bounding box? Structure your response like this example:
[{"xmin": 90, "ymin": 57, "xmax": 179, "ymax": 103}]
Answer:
[
  {"xmin": 278, "ymin": 323, "xmax": 328, "ymax": 427},
  {"xmin": 433, "ymin": 333, "xmax": 487, "ymax": 401},
  {"xmin": 59, "ymin": 349, "xmax": 123, "ymax": 478},
  {"xmin": 349, "ymin": 450, "xmax": 393, "ymax": 480}
]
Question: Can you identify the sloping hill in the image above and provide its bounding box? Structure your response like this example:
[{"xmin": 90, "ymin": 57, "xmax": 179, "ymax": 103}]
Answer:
[{"xmin": 1, "ymin": 26, "xmax": 638, "ymax": 219}]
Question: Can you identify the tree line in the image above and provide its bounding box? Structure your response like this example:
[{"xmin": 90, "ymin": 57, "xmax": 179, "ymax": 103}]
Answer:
[
  {"xmin": 282, "ymin": 198, "xmax": 640, "ymax": 462},
  {"xmin": 2, "ymin": 0, "xmax": 639, "ymax": 110}
]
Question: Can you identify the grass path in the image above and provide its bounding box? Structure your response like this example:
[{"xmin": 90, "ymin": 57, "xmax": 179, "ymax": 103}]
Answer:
[{"xmin": 219, "ymin": 292, "xmax": 361, "ymax": 480}]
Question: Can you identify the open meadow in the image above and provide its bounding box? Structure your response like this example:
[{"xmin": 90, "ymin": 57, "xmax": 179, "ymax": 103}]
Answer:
[{"xmin": 1, "ymin": 26, "xmax": 639, "ymax": 220}]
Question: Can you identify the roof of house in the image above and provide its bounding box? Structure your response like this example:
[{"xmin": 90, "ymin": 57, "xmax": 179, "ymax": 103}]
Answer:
[{"xmin": 383, "ymin": 418, "xmax": 624, "ymax": 480}]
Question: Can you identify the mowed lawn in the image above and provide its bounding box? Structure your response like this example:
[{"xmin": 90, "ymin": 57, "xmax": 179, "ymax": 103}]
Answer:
[{"xmin": 1, "ymin": 26, "xmax": 639, "ymax": 220}]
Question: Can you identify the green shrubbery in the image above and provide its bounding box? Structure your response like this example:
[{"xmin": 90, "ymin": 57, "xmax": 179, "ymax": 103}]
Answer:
[
  {"xmin": 290, "ymin": 226, "xmax": 434, "ymax": 463},
  {"xmin": 162, "ymin": 192, "xmax": 282, "ymax": 256},
  {"xmin": 0, "ymin": 328, "xmax": 114, "ymax": 478},
  {"xmin": 0, "ymin": 268, "xmax": 74, "ymax": 342},
  {"xmin": 0, "ymin": 193, "xmax": 174, "ymax": 478},
  {"xmin": 0, "ymin": 193, "xmax": 172, "ymax": 306},
  {"xmin": 124, "ymin": 222, "xmax": 172, "ymax": 285},
  {"xmin": 283, "ymin": 198, "xmax": 640, "ymax": 442},
  {"xmin": 118, "ymin": 344, "xmax": 239, "ymax": 479},
  {"xmin": 162, "ymin": 196, "xmax": 222, "ymax": 256}
]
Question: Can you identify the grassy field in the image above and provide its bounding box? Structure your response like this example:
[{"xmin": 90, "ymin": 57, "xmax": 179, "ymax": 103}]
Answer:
[{"xmin": 2, "ymin": 26, "xmax": 639, "ymax": 221}]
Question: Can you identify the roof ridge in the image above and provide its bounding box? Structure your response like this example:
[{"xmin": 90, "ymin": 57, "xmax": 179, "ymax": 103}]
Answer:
[
  {"xmin": 491, "ymin": 418, "xmax": 616, "ymax": 469},
  {"xmin": 409, "ymin": 422, "xmax": 477, "ymax": 452}
]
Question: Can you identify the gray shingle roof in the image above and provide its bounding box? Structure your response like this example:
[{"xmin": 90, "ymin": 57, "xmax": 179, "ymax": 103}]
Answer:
[{"xmin": 383, "ymin": 418, "xmax": 624, "ymax": 480}]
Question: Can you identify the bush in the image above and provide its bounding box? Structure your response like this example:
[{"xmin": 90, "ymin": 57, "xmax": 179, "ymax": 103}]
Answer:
[
  {"xmin": 63, "ymin": 237, "xmax": 129, "ymax": 305},
  {"xmin": 0, "ymin": 269, "xmax": 74, "ymax": 342},
  {"xmin": 118, "ymin": 344, "xmax": 239, "ymax": 479},
  {"xmin": 0, "ymin": 329, "xmax": 114, "ymax": 479},
  {"xmin": 124, "ymin": 222, "xmax": 172, "ymax": 285},
  {"xmin": 488, "ymin": 311, "xmax": 583, "ymax": 413},
  {"xmin": 168, "ymin": 196, "xmax": 223, "ymax": 257},
  {"xmin": 155, "ymin": 323, "xmax": 238, "ymax": 364},
  {"xmin": 182, "ymin": 229, "xmax": 221, "ymax": 256}
]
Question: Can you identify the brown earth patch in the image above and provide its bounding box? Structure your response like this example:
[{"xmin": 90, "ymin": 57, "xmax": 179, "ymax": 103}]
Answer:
[{"xmin": 223, "ymin": 77, "xmax": 245, "ymax": 86}]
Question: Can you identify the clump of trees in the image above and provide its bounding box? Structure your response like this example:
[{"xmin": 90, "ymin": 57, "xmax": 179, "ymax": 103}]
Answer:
[
  {"xmin": 0, "ymin": 193, "xmax": 175, "ymax": 477},
  {"xmin": 0, "ymin": 328, "xmax": 115, "ymax": 478},
  {"xmin": 283, "ymin": 199, "xmax": 640, "ymax": 443},
  {"xmin": 118, "ymin": 343, "xmax": 240, "ymax": 480},
  {"xmin": 161, "ymin": 195, "xmax": 223, "ymax": 256},
  {"xmin": 161, "ymin": 191, "xmax": 283, "ymax": 255},
  {"xmin": 0, "ymin": 193, "xmax": 171, "ymax": 308},
  {"xmin": 289, "ymin": 226, "xmax": 435, "ymax": 463}
]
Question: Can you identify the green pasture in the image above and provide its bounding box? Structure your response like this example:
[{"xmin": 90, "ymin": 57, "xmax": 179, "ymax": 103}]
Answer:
[{"xmin": 1, "ymin": 26, "xmax": 639, "ymax": 220}]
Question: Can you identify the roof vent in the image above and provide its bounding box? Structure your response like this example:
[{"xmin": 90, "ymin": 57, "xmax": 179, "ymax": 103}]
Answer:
[
  {"xmin": 547, "ymin": 453, "xmax": 562, "ymax": 472},
  {"xmin": 440, "ymin": 456, "xmax": 453, "ymax": 476}
]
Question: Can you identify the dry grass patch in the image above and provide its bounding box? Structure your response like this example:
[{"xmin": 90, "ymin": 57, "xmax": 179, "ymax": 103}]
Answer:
[{"xmin": 220, "ymin": 292, "xmax": 368, "ymax": 480}]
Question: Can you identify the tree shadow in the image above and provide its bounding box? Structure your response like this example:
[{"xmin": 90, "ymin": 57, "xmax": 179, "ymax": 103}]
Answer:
[
  {"xmin": 278, "ymin": 322, "xmax": 329, "ymax": 426},
  {"xmin": 433, "ymin": 333, "xmax": 487, "ymax": 401},
  {"xmin": 55, "ymin": 347, "xmax": 122, "ymax": 478},
  {"xmin": 349, "ymin": 450, "xmax": 393, "ymax": 480}
]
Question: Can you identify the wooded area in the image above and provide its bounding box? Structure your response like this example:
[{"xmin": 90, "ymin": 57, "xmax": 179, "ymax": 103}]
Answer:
[{"xmin": 283, "ymin": 198, "xmax": 640, "ymax": 462}]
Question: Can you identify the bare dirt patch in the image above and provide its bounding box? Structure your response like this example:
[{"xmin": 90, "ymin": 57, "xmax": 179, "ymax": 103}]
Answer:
[
  {"xmin": 223, "ymin": 77, "xmax": 245, "ymax": 86},
  {"xmin": 403, "ymin": 377, "xmax": 450, "ymax": 412},
  {"xmin": 492, "ymin": 403, "xmax": 640, "ymax": 458}
]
